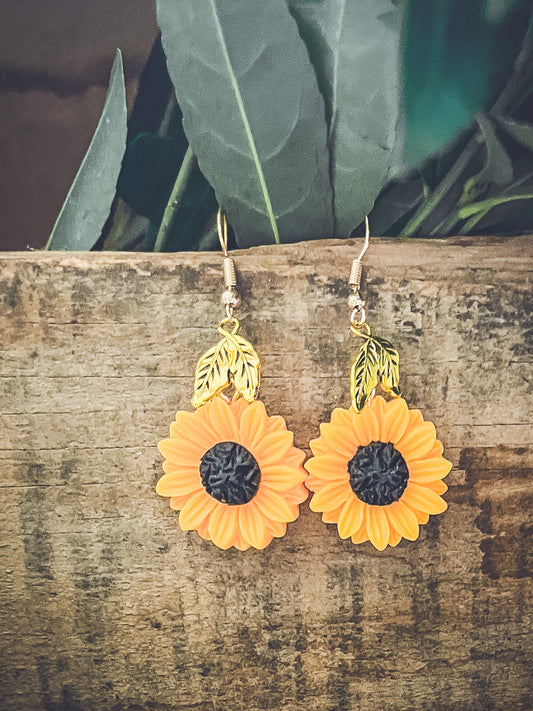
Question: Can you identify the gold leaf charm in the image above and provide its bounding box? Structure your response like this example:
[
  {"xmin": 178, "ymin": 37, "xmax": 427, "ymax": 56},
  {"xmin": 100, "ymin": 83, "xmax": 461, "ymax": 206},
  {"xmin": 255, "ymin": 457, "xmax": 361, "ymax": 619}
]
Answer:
[
  {"xmin": 192, "ymin": 337, "xmax": 233, "ymax": 409},
  {"xmin": 191, "ymin": 318, "xmax": 260, "ymax": 408},
  {"xmin": 226, "ymin": 333, "xmax": 261, "ymax": 403},
  {"xmin": 375, "ymin": 336, "xmax": 401, "ymax": 399},
  {"xmin": 350, "ymin": 331, "xmax": 400, "ymax": 412}
]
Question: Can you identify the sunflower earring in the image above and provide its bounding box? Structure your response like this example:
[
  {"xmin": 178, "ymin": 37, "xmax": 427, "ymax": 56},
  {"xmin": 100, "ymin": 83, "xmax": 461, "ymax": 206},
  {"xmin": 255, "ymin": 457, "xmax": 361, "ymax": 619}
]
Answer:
[
  {"xmin": 156, "ymin": 210, "xmax": 307, "ymax": 550},
  {"xmin": 305, "ymin": 219, "xmax": 452, "ymax": 550}
]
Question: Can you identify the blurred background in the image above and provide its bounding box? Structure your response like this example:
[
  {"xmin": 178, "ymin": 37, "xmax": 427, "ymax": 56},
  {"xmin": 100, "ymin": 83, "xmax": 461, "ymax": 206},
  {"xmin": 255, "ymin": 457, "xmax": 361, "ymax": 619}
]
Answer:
[{"xmin": 0, "ymin": 0, "xmax": 157, "ymax": 250}]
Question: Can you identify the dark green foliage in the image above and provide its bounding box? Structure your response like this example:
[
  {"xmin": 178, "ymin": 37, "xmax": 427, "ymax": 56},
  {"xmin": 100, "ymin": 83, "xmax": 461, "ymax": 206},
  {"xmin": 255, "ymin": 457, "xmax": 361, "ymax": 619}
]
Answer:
[
  {"xmin": 117, "ymin": 133, "xmax": 183, "ymax": 218},
  {"xmin": 47, "ymin": 3, "xmax": 533, "ymax": 252}
]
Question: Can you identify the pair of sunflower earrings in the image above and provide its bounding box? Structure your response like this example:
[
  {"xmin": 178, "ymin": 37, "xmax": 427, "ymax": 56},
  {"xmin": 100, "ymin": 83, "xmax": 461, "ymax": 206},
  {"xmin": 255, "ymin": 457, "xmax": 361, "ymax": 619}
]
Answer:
[{"xmin": 156, "ymin": 211, "xmax": 452, "ymax": 552}]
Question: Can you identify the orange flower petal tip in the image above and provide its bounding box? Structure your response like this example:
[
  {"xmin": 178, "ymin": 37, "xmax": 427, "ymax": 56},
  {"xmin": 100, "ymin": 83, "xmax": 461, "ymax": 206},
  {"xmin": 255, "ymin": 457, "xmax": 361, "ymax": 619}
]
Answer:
[
  {"xmin": 156, "ymin": 396, "xmax": 307, "ymax": 550},
  {"xmin": 305, "ymin": 396, "xmax": 451, "ymax": 550}
]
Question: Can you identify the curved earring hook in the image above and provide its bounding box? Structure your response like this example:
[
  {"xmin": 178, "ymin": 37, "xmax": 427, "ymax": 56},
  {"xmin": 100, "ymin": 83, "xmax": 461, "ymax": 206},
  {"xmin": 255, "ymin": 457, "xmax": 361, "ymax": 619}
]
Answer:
[
  {"xmin": 357, "ymin": 216, "xmax": 370, "ymax": 261},
  {"xmin": 217, "ymin": 207, "xmax": 229, "ymax": 257}
]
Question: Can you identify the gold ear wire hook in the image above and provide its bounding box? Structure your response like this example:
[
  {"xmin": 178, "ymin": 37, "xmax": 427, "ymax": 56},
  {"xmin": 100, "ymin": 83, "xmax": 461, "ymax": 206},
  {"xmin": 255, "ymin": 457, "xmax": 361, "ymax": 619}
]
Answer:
[
  {"xmin": 217, "ymin": 208, "xmax": 229, "ymax": 257},
  {"xmin": 349, "ymin": 216, "xmax": 370, "ymax": 291},
  {"xmin": 357, "ymin": 216, "xmax": 370, "ymax": 261},
  {"xmin": 217, "ymin": 207, "xmax": 241, "ymax": 318},
  {"xmin": 348, "ymin": 216, "xmax": 370, "ymax": 327}
]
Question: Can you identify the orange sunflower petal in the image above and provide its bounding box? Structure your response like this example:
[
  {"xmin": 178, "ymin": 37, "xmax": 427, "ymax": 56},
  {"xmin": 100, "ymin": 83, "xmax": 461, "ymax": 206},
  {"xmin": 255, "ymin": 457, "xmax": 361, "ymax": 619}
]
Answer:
[
  {"xmin": 169, "ymin": 495, "xmax": 189, "ymax": 510},
  {"xmin": 229, "ymin": 397, "xmax": 249, "ymax": 420},
  {"xmin": 265, "ymin": 519, "xmax": 287, "ymax": 538},
  {"xmin": 159, "ymin": 437, "xmax": 205, "ymax": 463},
  {"xmin": 322, "ymin": 503, "xmax": 344, "ymax": 524},
  {"xmin": 261, "ymin": 465, "xmax": 306, "ymax": 492},
  {"xmin": 330, "ymin": 407, "xmax": 354, "ymax": 429},
  {"xmin": 407, "ymin": 409, "xmax": 424, "ymax": 427},
  {"xmin": 426, "ymin": 440, "xmax": 444, "ymax": 458},
  {"xmin": 309, "ymin": 436, "xmax": 331, "ymax": 457},
  {"xmin": 402, "ymin": 482, "xmax": 448, "ymax": 515},
  {"xmin": 337, "ymin": 494, "xmax": 365, "ymax": 539},
  {"xmin": 305, "ymin": 455, "xmax": 349, "ymax": 482},
  {"xmin": 264, "ymin": 414, "xmax": 287, "ymax": 434},
  {"xmin": 178, "ymin": 490, "xmax": 218, "ymax": 531},
  {"xmin": 425, "ymin": 479, "xmax": 448, "ymax": 495},
  {"xmin": 319, "ymin": 422, "xmax": 358, "ymax": 459},
  {"xmin": 351, "ymin": 525, "xmax": 369, "ymax": 544},
  {"xmin": 158, "ymin": 439, "xmax": 202, "ymax": 466},
  {"xmin": 169, "ymin": 421, "xmax": 212, "ymax": 452},
  {"xmin": 282, "ymin": 483, "xmax": 309, "ymax": 505},
  {"xmin": 208, "ymin": 504, "xmax": 239, "ymax": 550},
  {"xmin": 388, "ymin": 527, "xmax": 402, "ymax": 547},
  {"xmin": 238, "ymin": 400, "xmax": 267, "ymax": 450},
  {"xmin": 396, "ymin": 421, "xmax": 437, "ymax": 461},
  {"xmin": 162, "ymin": 459, "xmax": 199, "ymax": 475},
  {"xmin": 196, "ymin": 518, "xmax": 211, "ymax": 541},
  {"xmin": 282, "ymin": 448, "xmax": 306, "ymax": 469},
  {"xmin": 254, "ymin": 488, "xmax": 297, "ymax": 523},
  {"xmin": 254, "ymin": 430, "xmax": 294, "ymax": 468},
  {"xmin": 353, "ymin": 407, "xmax": 380, "ymax": 445},
  {"xmin": 412, "ymin": 509, "xmax": 430, "ymax": 525},
  {"xmin": 385, "ymin": 500, "xmax": 419, "ymax": 541},
  {"xmin": 408, "ymin": 456, "xmax": 452, "ymax": 482},
  {"xmin": 365, "ymin": 506, "xmax": 390, "ymax": 550},
  {"xmin": 172, "ymin": 410, "xmax": 213, "ymax": 449},
  {"xmin": 233, "ymin": 533, "xmax": 251, "ymax": 551},
  {"xmin": 156, "ymin": 470, "xmax": 203, "ymax": 497},
  {"xmin": 380, "ymin": 397, "xmax": 410, "ymax": 443},
  {"xmin": 239, "ymin": 503, "xmax": 270, "ymax": 549},
  {"xmin": 369, "ymin": 395, "xmax": 386, "ymax": 419},
  {"xmin": 206, "ymin": 396, "xmax": 240, "ymax": 441},
  {"xmin": 305, "ymin": 474, "xmax": 324, "ymax": 491},
  {"xmin": 310, "ymin": 482, "xmax": 351, "ymax": 512}
]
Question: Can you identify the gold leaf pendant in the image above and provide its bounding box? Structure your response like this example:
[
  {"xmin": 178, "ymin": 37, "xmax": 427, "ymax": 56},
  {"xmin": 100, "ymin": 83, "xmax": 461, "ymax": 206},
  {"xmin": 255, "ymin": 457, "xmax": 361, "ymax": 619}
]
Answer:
[
  {"xmin": 192, "ymin": 318, "xmax": 260, "ymax": 408},
  {"xmin": 350, "ymin": 326, "xmax": 400, "ymax": 412}
]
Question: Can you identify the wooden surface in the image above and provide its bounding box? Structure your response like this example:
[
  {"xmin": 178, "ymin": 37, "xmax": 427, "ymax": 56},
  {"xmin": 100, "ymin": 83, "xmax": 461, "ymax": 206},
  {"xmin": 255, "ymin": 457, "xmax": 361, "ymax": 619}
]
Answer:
[{"xmin": 0, "ymin": 236, "xmax": 532, "ymax": 711}]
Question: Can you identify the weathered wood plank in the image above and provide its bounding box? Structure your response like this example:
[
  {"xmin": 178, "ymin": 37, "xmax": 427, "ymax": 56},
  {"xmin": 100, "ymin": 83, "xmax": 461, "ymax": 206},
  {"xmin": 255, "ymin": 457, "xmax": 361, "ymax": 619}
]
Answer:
[{"xmin": 0, "ymin": 236, "xmax": 532, "ymax": 711}]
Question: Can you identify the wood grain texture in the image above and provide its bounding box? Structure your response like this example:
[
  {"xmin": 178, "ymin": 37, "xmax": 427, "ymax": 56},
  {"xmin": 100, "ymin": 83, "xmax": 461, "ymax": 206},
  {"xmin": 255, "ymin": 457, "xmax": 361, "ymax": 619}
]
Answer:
[{"xmin": 0, "ymin": 236, "xmax": 532, "ymax": 711}]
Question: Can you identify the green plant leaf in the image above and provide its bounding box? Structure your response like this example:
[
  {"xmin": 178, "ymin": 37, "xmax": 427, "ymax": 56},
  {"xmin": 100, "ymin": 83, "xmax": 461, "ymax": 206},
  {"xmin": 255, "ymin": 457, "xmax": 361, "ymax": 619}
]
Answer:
[
  {"xmin": 369, "ymin": 178, "xmax": 426, "ymax": 235},
  {"xmin": 497, "ymin": 115, "xmax": 533, "ymax": 152},
  {"xmin": 156, "ymin": 0, "xmax": 333, "ymax": 246},
  {"xmin": 117, "ymin": 133, "xmax": 184, "ymax": 217},
  {"xmin": 458, "ymin": 192, "xmax": 533, "ymax": 218},
  {"xmin": 161, "ymin": 167, "xmax": 218, "ymax": 252},
  {"xmin": 460, "ymin": 114, "xmax": 513, "ymax": 205},
  {"xmin": 289, "ymin": 0, "xmax": 405, "ymax": 236},
  {"xmin": 45, "ymin": 50, "xmax": 127, "ymax": 250},
  {"xmin": 469, "ymin": 166, "xmax": 533, "ymax": 231}
]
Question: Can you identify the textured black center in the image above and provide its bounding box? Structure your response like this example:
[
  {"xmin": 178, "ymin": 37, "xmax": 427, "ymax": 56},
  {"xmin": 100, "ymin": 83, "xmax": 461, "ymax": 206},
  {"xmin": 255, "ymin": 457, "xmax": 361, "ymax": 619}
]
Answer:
[
  {"xmin": 200, "ymin": 441, "xmax": 261, "ymax": 505},
  {"xmin": 348, "ymin": 441, "xmax": 409, "ymax": 506}
]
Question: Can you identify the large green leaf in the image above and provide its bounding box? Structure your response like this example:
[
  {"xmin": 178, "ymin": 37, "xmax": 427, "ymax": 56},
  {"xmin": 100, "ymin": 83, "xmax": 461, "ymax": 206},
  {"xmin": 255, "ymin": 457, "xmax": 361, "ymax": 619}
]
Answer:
[
  {"xmin": 289, "ymin": 0, "xmax": 405, "ymax": 236},
  {"xmin": 156, "ymin": 0, "xmax": 333, "ymax": 246},
  {"xmin": 45, "ymin": 50, "xmax": 127, "ymax": 250}
]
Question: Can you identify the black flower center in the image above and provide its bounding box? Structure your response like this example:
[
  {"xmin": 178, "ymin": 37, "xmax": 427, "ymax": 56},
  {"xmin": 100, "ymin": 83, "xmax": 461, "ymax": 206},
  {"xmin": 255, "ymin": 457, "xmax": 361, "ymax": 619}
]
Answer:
[
  {"xmin": 348, "ymin": 441, "xmax": 409, "ymax": 506},
  {"xmin": 200, "ymin": 441, "xmax": 261, "ymax": 505}
]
